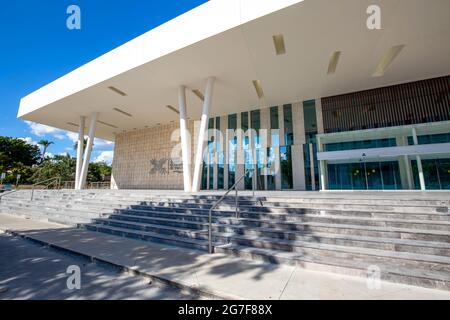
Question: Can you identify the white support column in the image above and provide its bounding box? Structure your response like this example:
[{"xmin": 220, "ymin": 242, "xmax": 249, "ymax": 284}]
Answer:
[
  {"xmin": 78, "ymin": 112, "xmax": 99, "ymax": 190},
  {"xmin": 221, "ymin": 115, "xmax": 228, "ymax": 189},
  {"xmin": 192, "ymin": 77, "xmax": 215, "ymax": 192},
  {"xmin": 412, "ymin": 128, "xmax": 426, "ymax": 191},
  {"xmin": 75, "ymin": 116, "xmax": 85, "ymax": 190},
  {"xmin": 236, "ymin": 113, "xmax": 245, "ymax": 190},
  {"xmin": 396, "ymin": 136, "xmax": 414, "ymax": 189},
  {"xmin": 292, "ymin": 102, "xmax": 306, "ymax": 191},
  {"xmin": 317, "ymin": 137, "xmax": 327, "ymax": 191},
  {"xmin": 315, "ymin": 99, "xmax": 325, "ymax": 134},
  {"xmin": 178, "ymin": 86, "xmax": 192, "ymax": 192}
]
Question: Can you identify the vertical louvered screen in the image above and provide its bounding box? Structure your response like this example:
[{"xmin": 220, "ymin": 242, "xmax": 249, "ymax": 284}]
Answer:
[{"xmin": 322, "ymin": 76, "xmax": 450, "ymax": 133}]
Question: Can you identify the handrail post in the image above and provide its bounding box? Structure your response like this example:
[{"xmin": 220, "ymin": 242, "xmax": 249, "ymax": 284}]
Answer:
[
  {"xmin": 208, "ymin": 207, "xmax": 213, "ymax": 254},
  {"xmin": 207, "ymin": 169, "xmax": 250, "ymax": 254},
  {"xmin": 235, "ymin": 187, "xmax": 239, "ymax": 219},
  {"xmin": 253, "ymin": 168, "xmax": 256, "ymax": 198}
]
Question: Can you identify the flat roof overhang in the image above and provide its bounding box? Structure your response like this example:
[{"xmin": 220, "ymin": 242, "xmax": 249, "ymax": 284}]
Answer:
[{"xmin": 18, "ymin": 0, "xmax": 450, "ymax": 141}]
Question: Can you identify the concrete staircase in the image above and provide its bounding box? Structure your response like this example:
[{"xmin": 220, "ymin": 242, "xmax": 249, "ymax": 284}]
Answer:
[{"xmin": 1, "ymin": 190, "xmax": 449, "ymax": 291}]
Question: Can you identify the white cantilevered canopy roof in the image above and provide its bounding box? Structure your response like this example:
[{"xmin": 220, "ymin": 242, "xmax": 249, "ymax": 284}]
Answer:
[{"xmin": 18, "ymin": 0, "xmax": 450, "ymax": 141}]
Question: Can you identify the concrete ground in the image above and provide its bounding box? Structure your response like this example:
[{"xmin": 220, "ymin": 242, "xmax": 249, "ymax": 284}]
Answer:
[
  {"xmin": 0, "ymin": 234, "xmax": 197, "ymax": 300},
  {"xmin": 0, "ymin": 213, "xmax": 449, "ymax": 300}
]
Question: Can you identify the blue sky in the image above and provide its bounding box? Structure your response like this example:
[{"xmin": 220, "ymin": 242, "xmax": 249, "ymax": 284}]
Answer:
[{"xmin": 0, "ymin": 0, "xmax": 207, "ymax": 164}]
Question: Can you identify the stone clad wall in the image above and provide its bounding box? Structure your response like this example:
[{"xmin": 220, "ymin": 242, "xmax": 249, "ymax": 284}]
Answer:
[
  {"xmin": 110, "ymin": 101, "xmax": 316, "ymax": 190},
  {"xmin": 111, "ymin": 121, "xmax": 197, "ymax": 190}
]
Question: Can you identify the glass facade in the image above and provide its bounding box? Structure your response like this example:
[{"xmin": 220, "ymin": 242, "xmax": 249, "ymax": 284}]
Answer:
[
  {"xmin": 228, "ymin": 114, "xmax": 237, "ymax": 188},
  {"xmin": 241, "ymin": 112, "xmax": 252, "ymax": 189},
  {"xmin": 280, "ymin": 146, "xmax": 293, "ymax": 189},
  {"xmin": 412, "ymin": 159, "xmax": 450, "ymax": 190},
  {"xmin": 251, "ymin": 110, "xmax": 264, "ymax": 190},
  {"xmin": 208, "ymin": 118, "xmax": 215, "ymax": 190},
  {"xmin": 198, "ymin": 77, "xmax": 450, "ymax": 192},
  {"xmin": 283, "ymin": 104, "xmax": 294, "ymax": 146},
  {"xmin": 216, "ymin": 117, "xmax": 224, "ymax": 190},
  {"xmin": 325, "ymin": 139, "xmax": 397, "ymax": 152},
  {"xmin": 323, "ymin": 133, "xmax": 450, "ymax": 191},
  {"xmin": 303, "ymin": 100, "xmax": 319, "ymax": 191},
  {"xmin": 328, "ymin": 161, "xmax": 402, "ymax": 190},
  {"xmin": 408, "ymin": 133, "xmax": 450, "ymax": 146},
  {"xmin": 267, "ymin": 107, "xmax": 280, "ymax": 190}
]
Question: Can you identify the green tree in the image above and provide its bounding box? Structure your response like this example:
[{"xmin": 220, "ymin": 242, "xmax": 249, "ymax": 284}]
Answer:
[
  {"xmin": 38, "ymin": 139, "xmax": 54, "ymax": 162},
  {"xmin": 0, "ymin": 137, "xmax": 41, "ymax": 183},
  {"xmin": 31, "ymin": 155, "xmax": 112, "ymax": 185},
  {"xmin": 31, "ymin": 154, "xmax": 76, "ymax": 183},
  {"xmin": 73, "ymin": 138, "xmax": 87, "ymax": 151},
  {"xmin": 88, "ymin": 161, "xmax": 112, "ymax": 183}
]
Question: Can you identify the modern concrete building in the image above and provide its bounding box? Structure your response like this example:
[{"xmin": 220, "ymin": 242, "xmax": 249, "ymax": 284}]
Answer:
[{"xmin": 18, "ymin": 0, "xmax": 450, "ymax": 192}]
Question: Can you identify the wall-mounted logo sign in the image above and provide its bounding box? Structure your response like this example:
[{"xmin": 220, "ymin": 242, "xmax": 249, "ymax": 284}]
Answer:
[{"xmin": 150, "ymin": 158, "xmax": 183, "ymax": 175}]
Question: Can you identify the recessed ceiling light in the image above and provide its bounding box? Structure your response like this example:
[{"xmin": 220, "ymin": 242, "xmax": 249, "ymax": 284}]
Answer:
[
  {"xmin": 166, "ymin": 105, "xmax": 180, "ymax": 114},
  {"xmin": 98, "ymin": 120, "xmax": 118, "ymax": 129},
  {"xmin": 373, "ymin": 45, "xmax": 405, "ymax": 77},
  {"xmin": 252, "ymin": 80, "xmax": 264, "ymax": 99},
  {"xmin": 327, "ymin": 51, "xmax": 341, "ymax": 75},
  {"xmin": 108, "ymin": 86, "xmax": 127, "ymax": 96},
  {"xmin": 192, "ymin": 89, "xmax": 205, "ymax": 101},
  {"xmin": 272, "ymin": 34, "xmax": 286, "ymax": 55},
  {"xmin": 113, "ymin": 107, "xmax": 132, "ymax": 117}
]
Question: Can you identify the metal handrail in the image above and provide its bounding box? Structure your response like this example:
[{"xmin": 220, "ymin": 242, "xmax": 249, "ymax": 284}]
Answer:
[
  {"xmin": 0, "ymin": 190, "xmax": 19, "ymax": 204},
  {"xmin": 31, "ymin": 176, "xmax": 61, "ymax": 201},
  {"xmin": 208, "ymin": 169, "xmax": 255, "ymax": 254}
]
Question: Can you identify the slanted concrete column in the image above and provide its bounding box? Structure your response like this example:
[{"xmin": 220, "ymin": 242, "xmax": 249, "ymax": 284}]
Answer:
[
  {"xmin": 75, "ymin": 116, "xmax": 85, "ymax": 190},
  {"xmin": 178, "ymin": 86, "xmax": 192, "ymax": 192},
  {"xmin": 192, "ymin": 77, "xmax": 215, "ymax": 192},
  {"xmin": 412, "ymin": 128, "xmax": 426, "ymax": 191},
  {"xmin": 78, "ymin": 112, "xmax": 98, "ymax": 190}
]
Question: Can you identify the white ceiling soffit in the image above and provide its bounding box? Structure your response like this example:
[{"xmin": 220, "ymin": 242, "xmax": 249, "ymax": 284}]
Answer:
[{"xmin": 18, "ymin": 0, "xmax": 450, "ymax": 141}]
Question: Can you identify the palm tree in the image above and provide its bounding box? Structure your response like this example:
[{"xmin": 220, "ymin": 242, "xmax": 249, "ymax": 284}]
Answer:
[
  {"xmin": 73, "ymin": 138, "xmax": 88, "ymax": 151},
  {"xmin": 38, "ymin": 140, "xmax": 54, "ymax": 162}
]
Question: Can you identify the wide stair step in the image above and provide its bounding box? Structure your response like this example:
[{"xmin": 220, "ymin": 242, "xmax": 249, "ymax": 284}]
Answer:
[
  {"xmin": 1, "ymin": 189, "xmax": 449, "ymax": 291},
  {"xmin": 215, "ymin": 244, "xmax": 450, "ymax": 291}
]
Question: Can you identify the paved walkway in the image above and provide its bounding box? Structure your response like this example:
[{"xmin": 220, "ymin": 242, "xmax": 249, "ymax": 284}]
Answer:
[
  {"xmin": 1, "ymin": 213, "xmax": 449, "ymax": 300},
  {"xmin": 0, "ymin": 233, "xmax": 197, "ymax": 300}
]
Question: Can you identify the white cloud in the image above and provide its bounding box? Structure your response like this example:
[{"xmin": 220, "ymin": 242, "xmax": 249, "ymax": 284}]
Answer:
[
  {"xmin": 25, "ymin": 121, "xmax": 65, "ymax": 139},
  {"xmin": 94, "ymin": 151, "xmax": 114, "ymax": 164},
  {"xmin": 19, "ymin": 137, "xmax": 38, "ymax": 145},
  {"xmin": 25, "ymin": 121, "xmax": 114, "ymax": 151},
  {"xmin": 94, "ymin": 138, "xmax": 114, "ymax": 151},
  {"xmin": 66, "ymin": 132, "xmax": 79, "ymax": 143}
]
